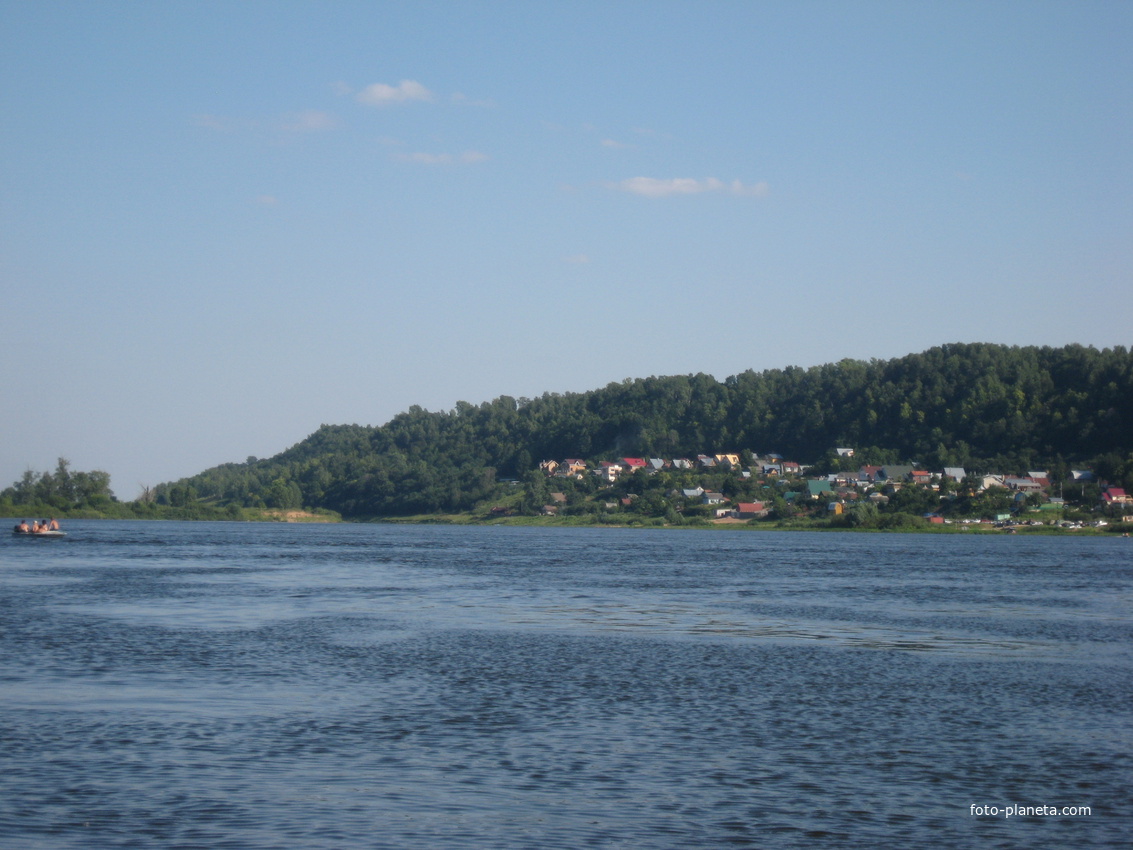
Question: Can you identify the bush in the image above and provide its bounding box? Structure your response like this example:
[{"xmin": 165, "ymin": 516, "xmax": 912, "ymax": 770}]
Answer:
[{"xmin": 876, "ymin": 512, "xmax": 928, "ymax": 529}]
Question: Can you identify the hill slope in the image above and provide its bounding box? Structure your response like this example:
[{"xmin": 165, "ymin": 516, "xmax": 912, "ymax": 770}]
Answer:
[{"xmin": 157, "ymin": 343, "xmax": 1133, "ymax": 517}]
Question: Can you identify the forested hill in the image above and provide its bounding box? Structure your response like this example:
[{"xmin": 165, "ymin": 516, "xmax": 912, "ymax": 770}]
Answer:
[{"xmin": 158, "ymin": 343, "xmax": 1133, "ymax": 517}]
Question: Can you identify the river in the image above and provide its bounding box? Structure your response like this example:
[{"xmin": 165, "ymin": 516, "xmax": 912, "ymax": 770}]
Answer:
[{"xmin": 1, "ymin": 521, "xmax": 1129, "ymax": 848}]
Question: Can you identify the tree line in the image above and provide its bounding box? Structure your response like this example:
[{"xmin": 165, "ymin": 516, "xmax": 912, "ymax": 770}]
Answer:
[
  {"xmin": 1, "ymin": 458, "xmax": 115, "ymax": 514},
  {"xmin": 142, "ymin": 342, "xmax": 1131, "ymax": 518}
]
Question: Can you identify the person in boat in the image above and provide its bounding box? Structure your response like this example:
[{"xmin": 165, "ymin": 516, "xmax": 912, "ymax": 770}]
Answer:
[
  {"xmin": 16, "ymin": 520, "xmax": 30, "ymax": 533},
  {"xmin": 48, "ymin": 518, "xmax": 60, "ymax": 531}
]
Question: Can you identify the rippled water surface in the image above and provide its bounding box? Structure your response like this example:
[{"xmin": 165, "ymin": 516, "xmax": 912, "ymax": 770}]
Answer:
[{"xmin": 2, "ymin": 521, "xmax": 1130, "ymax": 848}]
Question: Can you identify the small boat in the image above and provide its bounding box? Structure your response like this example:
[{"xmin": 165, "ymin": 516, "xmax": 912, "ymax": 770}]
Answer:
[{"xmin": 12, "ymin": 529, "xmax": 67, "ymax": 538}]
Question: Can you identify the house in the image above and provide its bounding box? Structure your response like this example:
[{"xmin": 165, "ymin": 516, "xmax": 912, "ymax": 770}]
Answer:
[
  {"xmin": 806, "ymin": 479, "xmax": 833, "ymax": 499},
  {"xmin": 978, "ymin": 474, "xmax": 1006, "ymax": 491},
  {"xmin": 781, "ymin": 461, "xmax": 801, "ymax": 475},
  {"xmin": 879, "ymin": 465, "xmax": 915, "ymax": 482},
  {"xmin": 550, "ymin": 492, "xmax": 567, "ymax": 504},
  {"xmin": 1102, "ymin": 487, "xmax": 1131, "ymax": 505},
  {"xmin": 671, "ymin": 458, "xmax": 693, "ymax": 470},
  {"xmin": 911, "ymin": 470, "xmax": 932, "ymax": 484},
  {"xmin": 562, "ymin": 459, "xmax": 588, "ymax": 477},
  {"xmin": 859, "ymin": 465, "xmax": 883, "ymax": 483},
  {"xmin": 622, "ymin": 458, "xmax": 648, "ymax": 472},
  {"xmin": 681, "ymin": 487, "xmax": 705, "ymax": 499},
  {"xmin": 594, "ymin": 462, "xmax": 623, "ymax": 482},
  {"xmin": 734, "ymin": 502, "xmax": 766, "ymax": 518},
  {"xmin": 702, "ymin": 492, "xmax": 727, "ymax": 505},
  {"xmin": 696, "ymin": 455, "xmax": 717, "ymax": 468},
  {"xmin": 539, "ymin": 460, "xmax": 559, "ymax": 475},
  {"xmin": 828, "ymin": 501, "xmax": 844, "ymax": 515},
  {"xmin": 1028, "ymin": 471, "xmax": 1051, "ymax": 487},
  {"xmin": 715, "ymin": 453, "xmax": 741, "ymax": 468},
  {"xmin": 647, "ymin": 458, "xmax": 667, "ymax": 471},
  {"xmin": 762, "ymin": 464, "xmax": 782, "ymax": 475},
  {"xmin": 942, "ymin": 467, "xmax": 966, "ymax": 481},
  {"xmin": 836, "ymin": 447, "xmax": 855, "ymax": 457},
  {"xmin": 1004, "ymin": 477, "xmax": 1043, "ymax": 492},
  {"xmin": 1071, "ymin": 469, "xmax": 1095, "ymax": 482}
]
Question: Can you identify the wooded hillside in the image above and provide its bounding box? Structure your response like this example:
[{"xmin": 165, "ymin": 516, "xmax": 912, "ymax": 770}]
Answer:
[{"xmin": 156, "ymin": 343, "xmax": 1133, "ymax": 517}]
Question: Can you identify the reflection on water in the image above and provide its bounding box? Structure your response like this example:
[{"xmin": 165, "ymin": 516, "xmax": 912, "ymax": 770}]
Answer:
[{"xmin": 1, "ymin": 521, "xmax": 1130, "ymax": 849}]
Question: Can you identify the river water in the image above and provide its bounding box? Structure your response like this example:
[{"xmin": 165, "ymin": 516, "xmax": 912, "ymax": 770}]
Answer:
[{"xmin": 1, "ymin": 521, "xmax": 1129, "ymax": 848}]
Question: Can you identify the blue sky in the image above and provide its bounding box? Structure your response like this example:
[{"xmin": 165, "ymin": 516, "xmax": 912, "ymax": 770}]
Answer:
[{"xmin": 2, "ymin": 1, "xmax": 1130, "ymax": 498}]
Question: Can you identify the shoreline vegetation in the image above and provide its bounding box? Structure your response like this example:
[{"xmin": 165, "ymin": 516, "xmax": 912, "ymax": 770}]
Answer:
[
  {"xmin": 2, "ymin": 503, "xmax": 1130, "ymax": 536},
  {"xmin": 4, "ymin": 344, "xmax": 1131, "ymax": 535}
]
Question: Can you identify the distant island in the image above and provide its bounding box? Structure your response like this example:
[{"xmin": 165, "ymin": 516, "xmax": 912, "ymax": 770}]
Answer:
[{"xmin": 4, "ymin": 342, "xmax": 1131, "ymax": 532}]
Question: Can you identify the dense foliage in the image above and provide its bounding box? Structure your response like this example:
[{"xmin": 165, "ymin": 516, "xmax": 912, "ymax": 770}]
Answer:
[
  {"xmin": 0, "ymin": 458, "xmax": 334, "ymax": 522},
  {"xmin": 147, "ymin": 343, "xmax": 1132, "ymax": 518},
  {"xmin": 1, "ymin": 458, "xmax": 116, "ymax": 515}
]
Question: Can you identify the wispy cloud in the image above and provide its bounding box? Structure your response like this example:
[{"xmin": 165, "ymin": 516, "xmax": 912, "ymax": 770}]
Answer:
[
  {"xmin": 356, "ymin": 79, "xmax": 434, "ymax": 106},
  {"xmin": 601, "ymin": 138, "xmax": 634, "ymax": 149},
  {"xmin": 729, "ymin": 179, "xmax": 771, "ymax": 197},
  {"xmin": 393, "ymin": 150, "xmax": 489, "ymax": 165},
  {"xmin": 611, "ymin": 177, "xmax": 769, "ymax": 198},
  {"xmin": 281, "ymin": 110, "xmax": 338, "ymax": 133}
]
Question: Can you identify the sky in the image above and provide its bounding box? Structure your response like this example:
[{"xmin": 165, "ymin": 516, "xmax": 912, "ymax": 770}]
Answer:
[{"xmin": 1, "ymin": 1, "xmax": 1130, "ymax": 499}]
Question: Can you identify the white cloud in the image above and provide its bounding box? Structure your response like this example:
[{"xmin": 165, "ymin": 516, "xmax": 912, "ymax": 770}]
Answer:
[
  {"xmin": 601, "ymin": 138, "xmax": 634, "ymax": 149},
  {"xmin": 356, "ymin": 79, "xmax": 434, "ymax": 106},
  {"xmin": 611, "ymin": 177, "xmax": 768, "ymax": 198},
  {"xmin": 613, "ymin": 177, "xmax": 719, "ymax": 197},
  {"xmin": 281, "ymin": 110, "xmax": 338, "ymax": 132},
  {"xmin": 729, "ymin": 179, "xmax": 770, "ymax": 197}
]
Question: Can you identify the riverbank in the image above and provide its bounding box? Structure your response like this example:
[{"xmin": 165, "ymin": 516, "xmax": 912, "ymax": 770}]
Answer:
[
  {"xmin": 368, "ymin": 511, "xmax": 1130, "ymax": 535},
  {"xmin": 2, "ymin": 505, "xmax": 342, "ymax": 523},
  {"xmin": 5, "ymin": 508, "xmax": 1128, "ymax": 535}
]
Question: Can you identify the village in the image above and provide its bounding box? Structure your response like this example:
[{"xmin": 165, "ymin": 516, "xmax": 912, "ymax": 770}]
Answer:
[{"xmin": 534, "ymin": 449, "xmax": 1132, "ymax": 527}]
